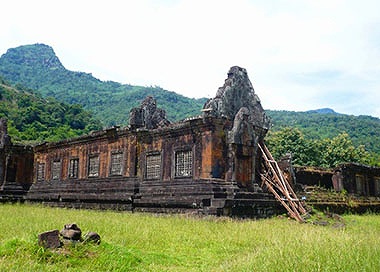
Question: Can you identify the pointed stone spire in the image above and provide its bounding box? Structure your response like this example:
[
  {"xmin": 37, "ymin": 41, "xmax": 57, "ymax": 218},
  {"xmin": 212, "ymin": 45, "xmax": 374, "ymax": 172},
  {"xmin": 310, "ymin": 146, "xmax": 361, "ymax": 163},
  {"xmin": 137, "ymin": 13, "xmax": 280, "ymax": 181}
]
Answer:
[{"xmin": 203, "ymin": 66, "xmax": 270, "ymax": 143}]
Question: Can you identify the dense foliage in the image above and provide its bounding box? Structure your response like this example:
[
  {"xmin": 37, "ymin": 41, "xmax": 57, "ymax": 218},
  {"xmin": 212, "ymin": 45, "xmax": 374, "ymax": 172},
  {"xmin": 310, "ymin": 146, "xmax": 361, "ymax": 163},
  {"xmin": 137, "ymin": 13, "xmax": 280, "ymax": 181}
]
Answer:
[
  {"xmin": 0, "ymin": 44, "xmax": 207, "ymax": 126},
  {"xmin": 0, "ymin": 78, "xmax": 102, "ymax": 143},
  {"xmin": 266, "ymin": 110, "xmax": 380, "ymax": 166},
  {"xmin": 266, "ymin": 110, "xmax": 380, "ymax": 155},
  {"xmin": 265, "ymin": 127, "xmax": 377, "ymax": 167}
]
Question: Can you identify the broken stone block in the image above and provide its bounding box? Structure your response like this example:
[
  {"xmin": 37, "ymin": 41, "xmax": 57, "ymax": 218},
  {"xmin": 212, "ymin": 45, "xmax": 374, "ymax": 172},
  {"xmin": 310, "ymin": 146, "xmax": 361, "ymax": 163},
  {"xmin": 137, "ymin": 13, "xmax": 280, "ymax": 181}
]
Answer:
[
  {"xmin": 202, "ymin": 66, "xmax": 270, "ymax": 141},
  {"xmin": 38, "ymin": 229, "xmax": 61, "ymax": 249},
  {"xmin": 129, "ymin": 96, "xmax": 170, "ymax": 129},
  {"xmin": 60, "ymin": 223, "xmax": 82, "ymax": 241},
  {"xmin": 83, "ymin": 231, "xmax": 101, "ymax": 245},
  {"xmin": 0, "ymin": 117, "xmax": 12, "ymax": 148}
]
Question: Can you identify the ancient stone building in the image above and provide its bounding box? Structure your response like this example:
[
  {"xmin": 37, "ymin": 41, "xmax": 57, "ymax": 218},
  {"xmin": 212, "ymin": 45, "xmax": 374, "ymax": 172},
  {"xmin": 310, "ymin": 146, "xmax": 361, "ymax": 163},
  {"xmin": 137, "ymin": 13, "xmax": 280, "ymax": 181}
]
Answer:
[
  {"xmin": 297, "ymin": 163, "xmax": 380, "ymax": 214},
  {"xmin": 1, "ymin": 66, "xmax": 379, "ymax": 216},
  {"xmin": 332, "ymin": 163, "xmax": 380, "ymax": 196},
  {"xmin": 0, "ymin": 118, "xmax": 34, "ymax": 200},
  {"xmin": 291, "ymin": 163, "xmax": 380, "ymax": 197},
  {"xmin": 203, "ymin": 66, "xmax": 270, "ymax": 188},
  {"xmin": 24, "ymin": 66, "xmax": 283, "ymax": 217}
]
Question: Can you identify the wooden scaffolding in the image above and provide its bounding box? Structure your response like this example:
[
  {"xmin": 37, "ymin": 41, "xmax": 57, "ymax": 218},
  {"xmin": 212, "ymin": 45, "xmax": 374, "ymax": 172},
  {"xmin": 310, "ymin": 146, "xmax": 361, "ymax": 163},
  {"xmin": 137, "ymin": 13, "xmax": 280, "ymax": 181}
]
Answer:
[{"xmin": 258, "ymin": 142, "xmax": 308, "ymax": 222}]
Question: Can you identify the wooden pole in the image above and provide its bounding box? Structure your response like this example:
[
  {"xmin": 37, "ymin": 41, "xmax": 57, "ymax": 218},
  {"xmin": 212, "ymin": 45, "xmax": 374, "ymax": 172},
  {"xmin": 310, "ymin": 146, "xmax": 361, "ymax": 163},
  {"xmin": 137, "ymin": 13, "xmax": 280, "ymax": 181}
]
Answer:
[{"xmin": 258, "ymin": 143, "xmax": 308, "ymax": 222}]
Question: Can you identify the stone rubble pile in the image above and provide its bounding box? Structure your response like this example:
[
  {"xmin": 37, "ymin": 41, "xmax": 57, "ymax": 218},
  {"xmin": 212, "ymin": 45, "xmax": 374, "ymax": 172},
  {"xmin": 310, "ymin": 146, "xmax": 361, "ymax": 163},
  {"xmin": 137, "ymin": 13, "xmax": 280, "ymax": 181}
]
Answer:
[{"xmin": 38, "ymin": 223, "xmax": 100, "ymax": 249}]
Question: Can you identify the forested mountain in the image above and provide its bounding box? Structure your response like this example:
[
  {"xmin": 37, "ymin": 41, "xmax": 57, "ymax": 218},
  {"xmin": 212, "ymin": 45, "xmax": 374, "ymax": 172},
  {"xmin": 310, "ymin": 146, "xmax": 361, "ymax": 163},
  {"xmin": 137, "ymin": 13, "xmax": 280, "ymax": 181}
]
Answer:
[
  {"xmin": 0, "ymin": 43, "xmax": 379, "ymax": 165},
  {"xmin": 265, "ymin": 110, "xmax": 380, "ymax": 167},
  {"xmin": 0, "ymin": 76, "xmax": 102, "ymax": 143},
  {"xmin": 266, "ymin": 110, "xmax": 380, "ymax": 155},
  {"xmin": 0, "ymin": 44, "xmax": 207, "ymax": 126}
]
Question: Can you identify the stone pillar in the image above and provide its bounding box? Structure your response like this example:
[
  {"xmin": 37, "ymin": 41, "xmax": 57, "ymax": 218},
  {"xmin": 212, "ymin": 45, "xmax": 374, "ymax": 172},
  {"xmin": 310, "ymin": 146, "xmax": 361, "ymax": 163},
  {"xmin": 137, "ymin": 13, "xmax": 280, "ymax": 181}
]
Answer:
[
  {"xmin": 0, "ymin": 118, "xmax": 12, "ymax": 187},
  {"xmin": 0, "ymin": 152, "xmax": 4, "ymax": 186}
]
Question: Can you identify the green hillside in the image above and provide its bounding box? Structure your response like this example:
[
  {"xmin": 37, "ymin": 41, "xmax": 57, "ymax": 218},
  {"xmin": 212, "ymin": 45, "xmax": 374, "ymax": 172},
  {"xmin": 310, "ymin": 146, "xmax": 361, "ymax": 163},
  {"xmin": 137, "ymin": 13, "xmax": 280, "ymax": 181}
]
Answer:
[
  {"xmin": 0, "ymin": 76, "xmax": 102, "ymax": 144},
  {"xmin": 0, "ymin": 44, "xmax": 207, "ymax": 126},
  {"xmin": 266, "ymin": 110, "xmax": 380, "ymax": 155},
  {"xmin": 0, "ymin": 43, "xmax": 378, "ymax": 165}
]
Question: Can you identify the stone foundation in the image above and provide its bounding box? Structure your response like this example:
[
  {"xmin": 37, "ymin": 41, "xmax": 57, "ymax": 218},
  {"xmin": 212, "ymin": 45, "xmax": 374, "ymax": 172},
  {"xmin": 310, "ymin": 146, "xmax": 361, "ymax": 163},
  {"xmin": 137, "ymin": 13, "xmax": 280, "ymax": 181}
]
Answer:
[{"xmin": 26, "ymin": 177, "xmax": 284, "ymax": 218}]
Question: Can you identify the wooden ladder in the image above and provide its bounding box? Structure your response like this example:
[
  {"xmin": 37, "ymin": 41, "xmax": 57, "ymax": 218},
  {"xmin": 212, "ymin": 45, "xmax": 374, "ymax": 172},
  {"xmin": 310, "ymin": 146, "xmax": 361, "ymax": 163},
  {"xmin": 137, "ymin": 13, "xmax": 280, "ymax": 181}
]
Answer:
[{"xmin": 258, "ymin": 142, "xmax": 308, "ymax": 223}]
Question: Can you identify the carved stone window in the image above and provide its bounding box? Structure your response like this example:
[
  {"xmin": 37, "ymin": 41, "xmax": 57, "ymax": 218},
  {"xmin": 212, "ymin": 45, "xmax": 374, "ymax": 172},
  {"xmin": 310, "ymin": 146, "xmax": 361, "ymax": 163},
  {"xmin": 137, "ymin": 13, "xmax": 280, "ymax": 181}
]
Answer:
[
  {"xmin": 374, "ymin": 177, "xmax": 380, "ymax": 196},
  {"xmin": 37, "ymin": 163, "xmax": 45, "ymax": 181},
  {"xmin": 68, "ymin": 158, "xmax": 79, "ymax": 179},
  {"xmin": 88, "ymin": 155, "xmax": 99, "ymax": 177},
  {"xmin": 110, "ymin": 152, "xmax": 123, "ymax": 176},
  {"xmin": 355, "ymin": 175, "xmax": 368, "ymax": 195},
  {"xmin": 51, "ymin": 160, "xmax": 61, "ymax": 180},
  {"xmin": 175, "ymin": 150, "xmax": 193, "ymax": 178},
  {"xmin": 146, "ymin": 153, "xmax": 161, "ymax": 180},
  {"xmin": 355, "ymin": 175, "xmax": 364, "ymax": 195}
]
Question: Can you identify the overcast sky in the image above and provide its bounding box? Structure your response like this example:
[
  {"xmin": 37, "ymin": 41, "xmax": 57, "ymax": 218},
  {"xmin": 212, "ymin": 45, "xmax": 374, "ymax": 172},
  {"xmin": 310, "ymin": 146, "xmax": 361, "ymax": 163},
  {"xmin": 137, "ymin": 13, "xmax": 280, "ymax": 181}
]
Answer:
[{"xmin": 1, "ymin": 0, "xmax": 380, "ymax": 117}]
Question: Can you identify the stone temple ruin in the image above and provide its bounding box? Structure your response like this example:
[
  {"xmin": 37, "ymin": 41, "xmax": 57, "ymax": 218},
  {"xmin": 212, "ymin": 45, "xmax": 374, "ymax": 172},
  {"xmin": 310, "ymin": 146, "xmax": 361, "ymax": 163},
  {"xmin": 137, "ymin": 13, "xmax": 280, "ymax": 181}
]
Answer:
[
  {"xmin": 203, "ymin": 66, "xmax": 270, "ymax": 189},
  {"xmin": 0, "ymin": 118, "xmax": 34, "ymax": 200},
  {"xmin": 1, "ymin": 66, "xmax": 380, "ymax": 218}
]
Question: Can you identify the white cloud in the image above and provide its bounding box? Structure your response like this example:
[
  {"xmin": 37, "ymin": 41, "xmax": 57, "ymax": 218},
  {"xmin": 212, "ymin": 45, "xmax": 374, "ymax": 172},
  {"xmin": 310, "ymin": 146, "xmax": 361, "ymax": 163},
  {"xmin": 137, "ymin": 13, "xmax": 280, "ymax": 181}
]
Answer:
[{"xmin": 1, "ymin": 0, "xmax": 380, "ymax": 117}]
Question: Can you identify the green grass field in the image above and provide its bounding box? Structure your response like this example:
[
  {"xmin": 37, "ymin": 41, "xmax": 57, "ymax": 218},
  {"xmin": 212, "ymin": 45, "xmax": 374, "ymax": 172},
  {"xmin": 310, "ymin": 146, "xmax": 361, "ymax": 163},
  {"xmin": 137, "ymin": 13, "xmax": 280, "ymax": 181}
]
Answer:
[{"xmin": 0, "ymin": 203, "xmax": 379, "ymax": 271}]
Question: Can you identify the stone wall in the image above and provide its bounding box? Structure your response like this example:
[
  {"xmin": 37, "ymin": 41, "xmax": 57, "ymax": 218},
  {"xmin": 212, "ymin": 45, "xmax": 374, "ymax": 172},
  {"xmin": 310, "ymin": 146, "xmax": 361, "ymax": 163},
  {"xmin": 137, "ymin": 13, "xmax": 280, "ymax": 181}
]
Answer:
[
  {"xmin": 333, "ymin": 163, "xmax": 380, "ymax": 196},
  {"xmin": 6, "ymin": 66, "xmax": 287, "ymax": 218},
  {"xmin": 0, "ymin": 118, "xmax": 34, "ymax": 201},
  {"xmin": 294, "ymin": 166, "xmax": 333, "ymax": 188},
  {"xmin": 26, "ymin": 112, "xmax": 280, "ymax": 217}
]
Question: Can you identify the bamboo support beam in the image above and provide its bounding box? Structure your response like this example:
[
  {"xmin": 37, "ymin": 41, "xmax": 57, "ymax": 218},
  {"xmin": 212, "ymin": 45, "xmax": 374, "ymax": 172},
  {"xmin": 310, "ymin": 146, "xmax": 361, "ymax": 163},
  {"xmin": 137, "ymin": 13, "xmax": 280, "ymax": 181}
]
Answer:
[{"xmin": 258, "ymin": 143, "xmax": 308, "ymax": 222}]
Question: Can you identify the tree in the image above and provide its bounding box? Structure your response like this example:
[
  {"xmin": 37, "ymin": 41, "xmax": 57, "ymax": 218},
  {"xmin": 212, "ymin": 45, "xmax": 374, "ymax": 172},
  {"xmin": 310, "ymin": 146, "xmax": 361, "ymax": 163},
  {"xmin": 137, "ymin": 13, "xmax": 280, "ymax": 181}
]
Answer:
[
  {"xmin": 319, "ymin": 132, "xmax": 371, "ymax": 167},
  {"xmin": 265, "ymin": 127, "xmax": 320, "ymax": 166},
  {"xmin": 265, "ymin": 128, "xmax": 373, "ymax": 168}
]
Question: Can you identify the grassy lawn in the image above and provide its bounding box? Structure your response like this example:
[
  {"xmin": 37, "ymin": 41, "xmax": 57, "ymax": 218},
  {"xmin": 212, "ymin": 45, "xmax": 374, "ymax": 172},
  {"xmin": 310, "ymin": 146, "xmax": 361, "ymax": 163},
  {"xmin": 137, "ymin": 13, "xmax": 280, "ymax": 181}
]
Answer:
[{"xmin": 0, "ymin": 203, "xmax": 379, "ymax": 271}]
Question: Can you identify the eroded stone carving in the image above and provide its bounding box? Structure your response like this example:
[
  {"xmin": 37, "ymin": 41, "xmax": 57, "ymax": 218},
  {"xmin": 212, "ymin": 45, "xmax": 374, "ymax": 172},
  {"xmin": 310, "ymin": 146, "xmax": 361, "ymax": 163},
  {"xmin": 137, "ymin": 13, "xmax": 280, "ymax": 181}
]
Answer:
[
  {"xmin": 60, "ymin": 223, "xmax": 82, "ymax": 242},
  {"xmin": 0, "ymin": 118, "xmax": 11, "ymax": 148},
  {"xmin": 38, "ymin": 229, "xmax": 61, "ymax": 249},
  {"xmin": 203, "ymin": 66, "xmax": 270, "ymax": 143},
  {"xmin": 0, "ymin": 118, "xmax": 12, "ymax": 186},
  {"xmin": 83, "ymin": 231, "xmax": 101, "ymax": 245},
  {"xmin": 129, "ymin": 96, "xmax": 170, "ymax": 129},
  {"xmin": 228, "ymin": 107, "xmax": 255, "ymax": 146},
  {"xmin": 204, "ymin": 66, "xmax": 270, "ymax": 186}
]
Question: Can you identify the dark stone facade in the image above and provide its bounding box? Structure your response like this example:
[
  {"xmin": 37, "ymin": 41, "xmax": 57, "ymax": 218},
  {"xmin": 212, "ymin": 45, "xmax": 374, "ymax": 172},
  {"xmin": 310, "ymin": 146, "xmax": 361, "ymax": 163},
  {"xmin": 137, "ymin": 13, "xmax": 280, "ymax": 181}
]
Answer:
[
  {"xmin": 22, "ymin": 66, "xmax": 283, "ymax": 218},
  {"xmin": 203, "ymin": 66, "xmax": 270, "ymax": 189},
  {"xmin": 293, "ymin": 164, "xmax": 380, "ymax": 214},
  {"xmin": 332, "ymin": 163, "xmax": 380, "ymax": 196},
  {"xmin": 294, "ymin": 166, "xmax": 334, "ymax": 188},
  {"xmin": 25, "ymin": 115, "xmax": 283, "ymax": 218},
  {"xmin": 2, "ymin": 66, "xmax": 379, "ymax": 216},
  {"xmin": 293, "ymin": 163, "xmax": 380, "ymax": 197},
  {"xmin": 129, "ymin": 96, "xmax": 170, "ymax": 129},
  {"xmin": 0, "ymin": 118, "xmax": 34, "ymax": 201}
]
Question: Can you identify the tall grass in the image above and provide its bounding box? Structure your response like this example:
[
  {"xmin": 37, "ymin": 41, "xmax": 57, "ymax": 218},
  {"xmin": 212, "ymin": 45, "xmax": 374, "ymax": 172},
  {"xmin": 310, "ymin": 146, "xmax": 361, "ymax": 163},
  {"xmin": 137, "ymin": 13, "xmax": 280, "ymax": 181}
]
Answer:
[{"xmin": 0, "ymin": 203, "xmax": 379, "ymax": 271}]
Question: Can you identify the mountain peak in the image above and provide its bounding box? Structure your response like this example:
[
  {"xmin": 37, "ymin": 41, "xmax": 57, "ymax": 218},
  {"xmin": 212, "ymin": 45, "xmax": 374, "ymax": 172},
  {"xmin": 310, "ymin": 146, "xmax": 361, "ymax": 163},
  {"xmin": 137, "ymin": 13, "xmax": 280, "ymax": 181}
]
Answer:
[
  {"xmin": 0, "ymin": 43, "xmax": 64, "ymax": 71},
  {"xmin": 0, "ymin": 43, "xmax": 207, "ymax": 126},
  {"xmin": 306, "ymin": 108, "xmax": 337, "ymax": 114}
]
